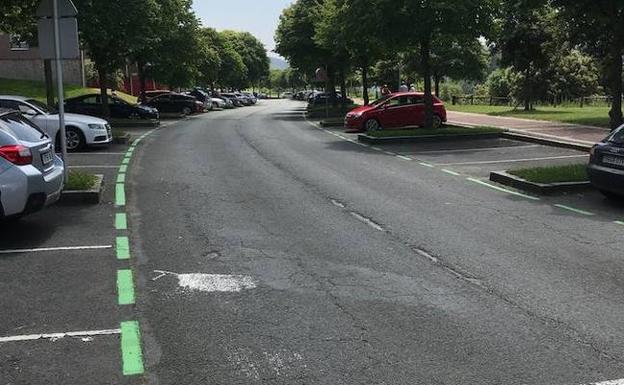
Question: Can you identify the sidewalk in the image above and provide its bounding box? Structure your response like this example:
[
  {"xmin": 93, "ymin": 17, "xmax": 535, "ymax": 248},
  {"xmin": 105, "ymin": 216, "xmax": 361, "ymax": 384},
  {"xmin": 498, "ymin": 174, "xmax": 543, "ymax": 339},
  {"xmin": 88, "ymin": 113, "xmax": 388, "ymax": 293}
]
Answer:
[{"xmin": 448, "ymin": 111, "xmax": 609, "ymax": 151}]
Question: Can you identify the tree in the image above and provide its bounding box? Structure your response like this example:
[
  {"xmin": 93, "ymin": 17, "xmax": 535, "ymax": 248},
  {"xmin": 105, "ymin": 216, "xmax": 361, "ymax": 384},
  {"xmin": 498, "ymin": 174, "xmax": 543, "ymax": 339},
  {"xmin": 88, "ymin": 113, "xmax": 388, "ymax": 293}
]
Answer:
[
  {"xmin": 380, "ymin": 0, "xmax": 498, "ymax": 127},
  {"xmin": 219, "ymin": 31, "xmax": 269, "ymax": 90},
  {"xmin": 553, "ymin": 0, "xmax": 624, "ymax": 130},
  {"xmin": 0, "ymin": 0, "xmax": 38, "ymax": 41},
  {"xmin": 216, "ymin": 32, "xmax": 248, "ymax": 89},
  {"xmin": 197, "ymin": 28, "xmax": 222, "ymax": 89},
  {"xmin": 74, "ymin": 0, "xmax": 146, "ymax": 116}
]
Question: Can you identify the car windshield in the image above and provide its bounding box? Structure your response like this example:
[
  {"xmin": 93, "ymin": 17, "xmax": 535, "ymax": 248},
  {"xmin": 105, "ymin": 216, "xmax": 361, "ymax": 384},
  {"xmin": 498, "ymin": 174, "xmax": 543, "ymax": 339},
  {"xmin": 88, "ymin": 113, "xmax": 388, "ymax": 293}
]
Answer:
[
  {"xmin": 27, "ymin": 99, "xmax": 56, "ymax": 114},
  {"xmin": 607, "ymin": 125, "xmax": 624, "ymax": 144},
  {"xmin": 371, "ymin": 95, "xmax": 392, "ymax": 106}
]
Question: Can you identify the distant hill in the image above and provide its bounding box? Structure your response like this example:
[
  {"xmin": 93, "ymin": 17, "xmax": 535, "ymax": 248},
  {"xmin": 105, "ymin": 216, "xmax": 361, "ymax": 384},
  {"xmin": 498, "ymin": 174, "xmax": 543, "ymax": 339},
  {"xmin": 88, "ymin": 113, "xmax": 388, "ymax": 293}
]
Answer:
[{"xmin": 270, "ymin": 57, "xmax": 289, "ymax": 70}]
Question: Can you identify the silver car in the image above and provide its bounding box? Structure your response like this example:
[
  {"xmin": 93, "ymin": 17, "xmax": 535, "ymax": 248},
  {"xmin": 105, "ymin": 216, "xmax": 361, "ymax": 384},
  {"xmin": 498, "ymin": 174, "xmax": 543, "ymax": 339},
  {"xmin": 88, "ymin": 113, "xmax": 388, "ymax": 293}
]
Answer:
[{"xmin": 0, "ymin": 110, "xmax": 64, "ymax": 219}]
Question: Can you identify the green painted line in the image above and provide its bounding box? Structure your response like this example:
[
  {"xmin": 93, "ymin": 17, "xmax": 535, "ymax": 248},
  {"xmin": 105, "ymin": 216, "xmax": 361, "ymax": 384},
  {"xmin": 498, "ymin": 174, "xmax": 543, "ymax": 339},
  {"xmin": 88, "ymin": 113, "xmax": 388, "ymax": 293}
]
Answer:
[
  {"xmin": 120, "ymin": 321, "xmax": 144, "ymax": 375},
  {"xmin": 554, "ymin": 204, "xmax": 595, "ymax": 216},
  {"xmin": 116, "ymin": 236, "xmax": 130, "ymax": 260},
  {"xmin": 442, "ymin": 169, "xmax": 460, "ymax": 176},
  {"xmin": 115, "ymin": 184, "xmax": 126, "ymax": 206},
  {"xmin": 117, "ymin": 270, "xmax": 135, "ymax": 305},
  {"xmin": 119, "ymin": 165, "xmax": 128, "ymax": 173},
  {"xmin": 467, "ymin": 177, "xmax": 540, "ymax": 201},
  {"xmin": 419, "ymin": 162, "xmax": 434, "ymax": 168},
  {"xmin": 116, "ymin": 173, "xmax": 126, "ymax": 183},
  {"xmin": 115, "ymin": 213, "xmax": 127, "ymax": 230},
  {"xmin": 122, "ymin": 157, "xmax": 130, "ymax": 165},
  {"xmin": 616, "ymin": 220, "xmax": 624, "ymax": 226}
]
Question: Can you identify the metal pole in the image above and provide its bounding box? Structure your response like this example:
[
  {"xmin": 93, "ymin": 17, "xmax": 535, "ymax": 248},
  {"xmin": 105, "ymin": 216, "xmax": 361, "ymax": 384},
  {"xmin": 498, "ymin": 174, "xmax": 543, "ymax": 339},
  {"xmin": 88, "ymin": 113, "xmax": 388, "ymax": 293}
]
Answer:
[{"xmin": 52, "ymin": 0, "xmax": 69, "ymax": 181}]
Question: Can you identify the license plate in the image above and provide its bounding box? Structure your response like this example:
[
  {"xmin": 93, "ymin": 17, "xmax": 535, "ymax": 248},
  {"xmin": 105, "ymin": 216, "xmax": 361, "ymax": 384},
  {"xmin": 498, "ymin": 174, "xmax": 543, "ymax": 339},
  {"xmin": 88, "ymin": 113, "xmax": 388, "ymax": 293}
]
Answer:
[
  {"xmin": 603, "ymin": 155, "xmax": 624, "ymax": 167},
  {"xmin": 41, "ymin": 151, "xmax": 53, "ymax": 165}
]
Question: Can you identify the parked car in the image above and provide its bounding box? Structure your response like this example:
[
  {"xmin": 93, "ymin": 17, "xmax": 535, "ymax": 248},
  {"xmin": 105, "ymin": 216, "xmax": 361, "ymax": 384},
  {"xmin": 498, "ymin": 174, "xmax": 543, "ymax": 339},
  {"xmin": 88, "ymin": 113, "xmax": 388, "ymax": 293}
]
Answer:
[
  {"xmin": 234, "ymin": 93, "xmax": 253, "ymax": 106},
  {"xmin": 143, "ymin": 93, "xmax": 200, "ymax": 115},
  {"xmin": 217, "ymin": 95, "xmax": 236, "ymax": 108},
  {"xmin": 139, "ymin": 90, "xmax": 172, "ymax": 103},
  {"xmin": 0, "ymin": 95, "xmax": 113, "ymax": 151},
  {"xmin": 0, "ymin": 109, "xmax": 64, "ymax": 220},
  {"xmin": 242, "ymin": 92, "xmax": 258, "ymax": 104},
  {"xmin": 588, "ymin": 124, "xmax": 624, "ymax": 199},
  {"xmin": 64, "ymin": 93, "xmax": 159, "ymax": 122},
  {"xmin": 210, "ymin": 97, "xmax": 231, "ymax": 109},
  {"xmin": 344, "ymin": 92, "xmax": 447, "ymax": 132},
  {"xmin": 221, "ymin": 93, "xmax": 246, "ymax": 107},
  {"xmin": 184, "ymin": 89, "xmax": 213, "ymax": 111},
  {"xmin": 309, "ymin": 92, "xmax": 353, "ymax": 107}
]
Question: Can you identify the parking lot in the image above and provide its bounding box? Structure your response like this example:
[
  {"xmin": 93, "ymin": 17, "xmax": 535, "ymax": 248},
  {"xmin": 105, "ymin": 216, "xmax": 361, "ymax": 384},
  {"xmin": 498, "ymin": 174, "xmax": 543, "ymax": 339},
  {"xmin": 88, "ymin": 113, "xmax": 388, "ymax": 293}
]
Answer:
[
  {"xmin": 317, "ymin": 124, "xmax": 624, "ymax": 223},
  {"xmin": 0, "ymin": 122, "xmax": 166, "ymax": 385}
]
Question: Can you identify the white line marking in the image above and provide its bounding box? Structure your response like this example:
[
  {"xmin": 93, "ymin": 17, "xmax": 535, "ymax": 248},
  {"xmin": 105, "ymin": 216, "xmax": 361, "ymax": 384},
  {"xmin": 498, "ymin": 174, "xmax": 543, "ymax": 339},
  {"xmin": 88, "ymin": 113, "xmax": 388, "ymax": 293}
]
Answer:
[
  {"xmin": 441, "ymin": 169, "xmax": 461, "ymax": 176},
  {"xmin": 467, "ymin": 178, "xmax": 540, "ymax": 201},
  {"xmin": 0, "ymin": 245, "xmax": 113, "ymax": 254},
  {"xmin": 153, "ymin": 270, "xmax": 256, "ymax": 292},
  {"xmin": 69, "ymin": 152, "xmax": 127, "ymax": 155},
  {"xmin": 68, "ymin": 165, "xmax": 120, "ymax": 169},
  {"xmin": 406, "ymin": 144, "xmax": 540, "ymax": 154},
  {"xmin": 419, "ymin": 162, "xmax": 435, "ymax": 167},
  {"xmin": 330, "ymin": 199, "xmax": 346, "ymax": 209},
  {"xmin": 438, "ymin": 154, "xmax": 588, "ymax": 166},
  {"xmin": 585, "ymin": 379, "xmax": 624, "ymax": 385},
  {"xmin": 383, "ymin": 151, "xmax": 396, "ymax": 156},
  {"xmin": 371, "ymin": 146, "xmax": 383, "ymax": 151},
  {"xmin": 396, "ymin": 155, "xmax": 412, "ymax": 161},
  {"xmin": 0, "ymin": 328, "xmax": 121, "ymax": 343},
  {"xmin": 350, "ymin": 212, "xmax": 385, "ymax": 231}
]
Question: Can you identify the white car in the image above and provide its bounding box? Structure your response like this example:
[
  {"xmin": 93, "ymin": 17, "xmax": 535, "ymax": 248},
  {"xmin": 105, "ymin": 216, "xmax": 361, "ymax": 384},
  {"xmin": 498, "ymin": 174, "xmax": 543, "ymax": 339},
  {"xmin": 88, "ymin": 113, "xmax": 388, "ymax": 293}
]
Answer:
[
  {"xmin": 0, "ymin": 95, "xmax": 113, "ymax": 151},
  {"xmin": 210, "ymin": 97, "xmax": 229, "ymax": 109}
]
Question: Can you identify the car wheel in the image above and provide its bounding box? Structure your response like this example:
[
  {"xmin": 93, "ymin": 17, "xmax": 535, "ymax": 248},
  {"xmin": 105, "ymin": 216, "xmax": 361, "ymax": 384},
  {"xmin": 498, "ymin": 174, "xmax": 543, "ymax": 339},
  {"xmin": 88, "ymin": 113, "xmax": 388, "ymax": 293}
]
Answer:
[
  {"xmin": 65, "ymin": 127, "xmax": 85, "ymax": 151},
  {"xmin": 128, "ymin": 112, "xmax": 141, "ymax": 120},
  {"xmin": 364, "ymin": 119, "xmax": 381, "ymax": 132},
  {"xmin": 432, "ymin": 115, "xmax": 443, "ymax": 129},
  {"xmin": 600, "ymin": 190, "xmax": 623, "ymax": 200},
  {"xmin": 182, "ymin": 107, "xmax": 192, "ymax": 116}
]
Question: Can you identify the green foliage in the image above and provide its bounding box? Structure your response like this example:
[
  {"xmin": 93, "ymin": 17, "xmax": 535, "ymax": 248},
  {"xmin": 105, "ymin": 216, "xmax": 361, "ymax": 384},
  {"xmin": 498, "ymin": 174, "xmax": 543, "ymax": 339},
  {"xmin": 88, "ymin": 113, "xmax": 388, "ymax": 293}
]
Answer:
[
  {"xmin": 66, "ymin": 171, "xmax": 98, "ymax": 191},
  {"xmin": 0, "ymin": 0, "xmax": 39, "ymax": 42},
  {"xmin": 486, "ymin": 67, "xmax": 513, "ymax": 98},
  {"xmin": 439, "ymin": 82, "xmax": 465, "ymax": 102},
  {"xmin": 508, "ymin": 164, "xmax": 588, "ymax": 184}
]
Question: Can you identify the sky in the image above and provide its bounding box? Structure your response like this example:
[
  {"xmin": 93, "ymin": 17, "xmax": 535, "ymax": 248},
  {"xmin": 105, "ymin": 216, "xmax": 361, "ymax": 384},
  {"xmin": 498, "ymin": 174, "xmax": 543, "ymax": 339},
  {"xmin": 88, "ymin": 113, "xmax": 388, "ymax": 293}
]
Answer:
[{"xmin": 192, "ymin": 0, "xmax": 294, "ymax": 58}]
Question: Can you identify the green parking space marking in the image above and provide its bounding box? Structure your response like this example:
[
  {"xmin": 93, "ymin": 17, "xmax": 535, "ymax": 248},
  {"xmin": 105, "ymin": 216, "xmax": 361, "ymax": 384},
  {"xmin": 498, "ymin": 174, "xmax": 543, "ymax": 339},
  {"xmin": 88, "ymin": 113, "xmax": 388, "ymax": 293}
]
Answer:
[
  {"xmin": 117, "ymin": 270, "xmax": 135, "ymax": 305},
  {"xmin": 116, "ymin": 236, "xmax": 130, "ymax": 260},
  {"xmin": 467, "ymin": 178, "xmax": 540, "ymax": 201},
  {"xmin": 116, "ymin": 173, "xmax": 126, "ymax": 183},
  {"xmin": 616, "ymin": 221, "xmax": 624, "ymax": 226},
  {"xmin": 115, "ymin": 213, "xmax": 127, "ymax": 230},
  {"xmin": 120, "ymin": 321, "xmax": 145, "ymax": 376},
  {"xmin": 115, "ymin": 184, "xmax": 126, "ymax": 206},
  {"xmin": 419, "ymin": 162, "xmax": 434, "ymax": 168},
  {"xmin": 122, "ymin": 157, "xmax": 131, "ymax": 165},
  {"xmin": 554, "ymin": 204, "xmax": 595, "ymax": 216},
  {"xmin": 119, "ymin": 165, "xmax": 128, "ymax": 173},
  {"xmin": 442, "ymin": 169, "xmax": 460, "ymax": 176}
]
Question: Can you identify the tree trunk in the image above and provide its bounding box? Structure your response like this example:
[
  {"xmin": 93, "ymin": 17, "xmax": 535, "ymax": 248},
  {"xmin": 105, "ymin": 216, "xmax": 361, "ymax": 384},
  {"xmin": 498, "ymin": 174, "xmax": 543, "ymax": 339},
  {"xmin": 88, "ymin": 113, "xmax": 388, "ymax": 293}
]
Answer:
[
  {"xmin": 339, "ymin": 69, "xmax": 347, "ymax": 107},
  {"xmin": 362, "ymin": 66, "xmax": 370, "ymax": 105},
  {"xmin": 138, "ymin": 61, "xmax": 147, "ymax": 102},
  {"xmin": 44, "ymin": 59, "xmax": 55, "ymax": 107},
  {"xmin": 434, "ymin": 73, "xmax": 441, "ymax": 98},
  {"xmin": 98, "ymin": 68, "xmax": 110, "ymax": 118},
  {"xmin": 608, "ymin": 46, "xmax": 624, "ymax": 130},
  {"xmin": 421, "ymin": 38, "xmax": 434, "ymax": 128}
]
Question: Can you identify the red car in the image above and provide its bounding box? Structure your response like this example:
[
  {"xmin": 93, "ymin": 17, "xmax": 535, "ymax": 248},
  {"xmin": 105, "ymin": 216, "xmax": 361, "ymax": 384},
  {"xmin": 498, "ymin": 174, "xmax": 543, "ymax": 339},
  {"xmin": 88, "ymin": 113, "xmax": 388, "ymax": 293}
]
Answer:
[{"xmin": 344, "ymin": 92, "xmax": 447, "ymax": 132}]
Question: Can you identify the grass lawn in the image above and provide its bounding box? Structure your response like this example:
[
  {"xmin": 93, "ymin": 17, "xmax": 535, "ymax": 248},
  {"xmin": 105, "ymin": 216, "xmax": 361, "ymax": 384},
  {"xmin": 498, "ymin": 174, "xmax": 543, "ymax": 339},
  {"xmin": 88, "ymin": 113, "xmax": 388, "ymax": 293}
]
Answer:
[
  {"xmin": 508, "ymin": 164, "xmax": 588, "ymax": 184},
  {"xmin": 447, "ymin": 104, "xmax": 612, "ymax": 128},
  {"xmin": 367, "ymin": 125, "xmax": 503, "ymax": 138},
  {"xmin": 66, "ymin": 171, "xmax": 98, "ymax": 191},
  {"xmin": 0, "ymin": 78, "xmax": 138, "ymax": 104}
]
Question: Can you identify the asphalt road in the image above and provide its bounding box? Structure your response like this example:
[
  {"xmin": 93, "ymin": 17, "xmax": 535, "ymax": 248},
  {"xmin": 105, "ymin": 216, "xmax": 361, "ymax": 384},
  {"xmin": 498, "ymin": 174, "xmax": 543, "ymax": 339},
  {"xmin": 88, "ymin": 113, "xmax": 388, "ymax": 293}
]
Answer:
[{"xmin": 129, "ymin": 100, "xmax": 624, "ymax": 384}]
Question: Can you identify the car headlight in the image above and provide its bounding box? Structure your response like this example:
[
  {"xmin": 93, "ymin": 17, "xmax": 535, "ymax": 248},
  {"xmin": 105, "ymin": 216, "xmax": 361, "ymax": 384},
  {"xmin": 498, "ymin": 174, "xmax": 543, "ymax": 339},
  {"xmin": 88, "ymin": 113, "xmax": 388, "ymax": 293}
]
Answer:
[{"xmin": 88, "ymin": 123, "xmax": 106, "ymax": 130}]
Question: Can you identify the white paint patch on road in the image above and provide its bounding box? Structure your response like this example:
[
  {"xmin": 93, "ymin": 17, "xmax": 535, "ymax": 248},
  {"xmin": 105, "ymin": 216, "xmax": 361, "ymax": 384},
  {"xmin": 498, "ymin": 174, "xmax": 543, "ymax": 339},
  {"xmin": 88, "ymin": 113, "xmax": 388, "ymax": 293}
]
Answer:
[
  {"xmin": 438, "ymin": 154, "xmax": 588, "ymax": 166},
  {"xmin": 0, "ymin": 328, "xmax": 121, "ymax": 343},
  {"xmin": 331, "ymin": 199, "xmax": 346, "ymax": 209},
  {"xmin": 350, "ymin": 212, "xmax": 385, "ymax": 232},
  {"xmin": 396, "ymin": 155, "xmax": 412, "ymax": 161},
  {"xmin": 153, "ymin": 270, "xmax": 256, "ymax": 292},
  {"xmin": 584, "ymin": 379, "xmax": 624, "ymax": 385},
  {"xmin": 0, "ymin": 245, "xmax": 112, "ymax": 254}
]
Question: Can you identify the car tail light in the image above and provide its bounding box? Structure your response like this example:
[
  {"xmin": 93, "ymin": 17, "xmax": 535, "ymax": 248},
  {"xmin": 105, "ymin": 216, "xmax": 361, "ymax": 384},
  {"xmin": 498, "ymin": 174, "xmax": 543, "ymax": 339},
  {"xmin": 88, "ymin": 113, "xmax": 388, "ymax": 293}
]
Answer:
[{"xmin": 0, "ymin": 145, "xmax": 33, "ymax": 165}]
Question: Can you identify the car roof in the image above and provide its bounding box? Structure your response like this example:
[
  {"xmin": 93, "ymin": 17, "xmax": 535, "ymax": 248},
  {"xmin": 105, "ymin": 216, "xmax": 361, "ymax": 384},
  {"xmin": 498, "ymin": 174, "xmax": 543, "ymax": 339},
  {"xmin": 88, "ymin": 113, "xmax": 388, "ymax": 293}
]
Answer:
[
  {"xmin": 0, "ymin": 95, "xmax": 30, "ymax": 101},
  {"xmin": 0, "ymin": 107, "xmax": 19, "ymax": 117},
  {"xmin": 390, "ymin": 92, "xmax": 426, "ymax": 97}
]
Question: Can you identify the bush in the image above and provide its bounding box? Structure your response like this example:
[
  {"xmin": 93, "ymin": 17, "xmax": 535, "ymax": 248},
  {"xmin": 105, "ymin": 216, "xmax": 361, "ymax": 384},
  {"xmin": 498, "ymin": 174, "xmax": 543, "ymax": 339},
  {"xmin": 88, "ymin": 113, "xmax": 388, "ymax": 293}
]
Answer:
[{"xmin": 66, "ymin": 171, "xmax": 98, "ymax": 191}]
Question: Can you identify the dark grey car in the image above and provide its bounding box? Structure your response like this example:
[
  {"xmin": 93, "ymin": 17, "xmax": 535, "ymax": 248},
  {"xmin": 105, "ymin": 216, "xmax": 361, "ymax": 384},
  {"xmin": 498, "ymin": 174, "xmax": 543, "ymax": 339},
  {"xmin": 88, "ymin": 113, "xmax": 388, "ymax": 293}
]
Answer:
[{"xmin": 588, "ymin": 124, "xmax": 624, "ymax": 199}]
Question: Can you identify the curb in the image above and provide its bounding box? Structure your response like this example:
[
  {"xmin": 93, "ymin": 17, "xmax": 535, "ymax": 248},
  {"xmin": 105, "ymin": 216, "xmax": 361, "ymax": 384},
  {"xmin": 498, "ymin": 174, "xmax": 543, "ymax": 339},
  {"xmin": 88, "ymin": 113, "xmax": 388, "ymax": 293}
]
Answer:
[
  {"xmin": 501, "ymin": 131, "xmax": 593, "ymax": 153},
  {"xmin": 358, "ymin": 132, "xmax": 502, "ymax": 144},
  {"xmin": 489, "ymin": 171, "xmax": 592, "ymax": 195},
  {"xmin": 319, "ymin": 121, "xmax": 344, "ymax": 127},
  {"xmin": 60, "ymin": 174, "xmax": 104, "ymax": 205}
]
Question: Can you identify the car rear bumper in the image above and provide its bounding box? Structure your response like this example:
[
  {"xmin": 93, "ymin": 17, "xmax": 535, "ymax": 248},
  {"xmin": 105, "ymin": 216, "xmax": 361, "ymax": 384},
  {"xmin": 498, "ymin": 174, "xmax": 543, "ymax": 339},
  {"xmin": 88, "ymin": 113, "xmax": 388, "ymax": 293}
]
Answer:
[{"xmin": 588, "ymin": 163, "xmax": 624, "ymax": 195}]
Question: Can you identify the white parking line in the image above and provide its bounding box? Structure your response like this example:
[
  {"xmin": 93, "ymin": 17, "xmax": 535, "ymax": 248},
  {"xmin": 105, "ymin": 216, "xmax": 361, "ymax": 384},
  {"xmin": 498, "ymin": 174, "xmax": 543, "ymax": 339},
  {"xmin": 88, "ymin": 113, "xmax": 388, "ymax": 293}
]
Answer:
[
  {"xmin": 69, "ymin": 152, "xmax": 127, "ymax": 155},
  {"xmin": 585, "ymin": 379, "xmax": 624, "ymax": 385},
  {"xmin": 0, "ymin": 245, "xmax": 112, "ymax": 254},
  {"xmin": 0, "ymin": 328, "xmax": 121, "ymax": 343},
  {"xmin": 437, "ymin": 154, "xmax": 588, "ymax": 166},
  {"xmin": 406, "ymin": 144, "xmax": 540, "ymax": 154},
  {"xmin": 68, "ymin": 165, "xmax": 120, "ymax": 169}
]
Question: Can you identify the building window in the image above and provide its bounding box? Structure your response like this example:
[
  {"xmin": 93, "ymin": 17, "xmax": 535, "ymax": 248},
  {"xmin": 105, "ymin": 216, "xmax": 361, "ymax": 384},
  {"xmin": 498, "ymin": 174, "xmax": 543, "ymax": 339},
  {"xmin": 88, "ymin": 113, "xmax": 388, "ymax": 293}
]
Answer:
[{"xmin": 9, "ymin": 34, "xmax": 30, "ymax": 51}]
